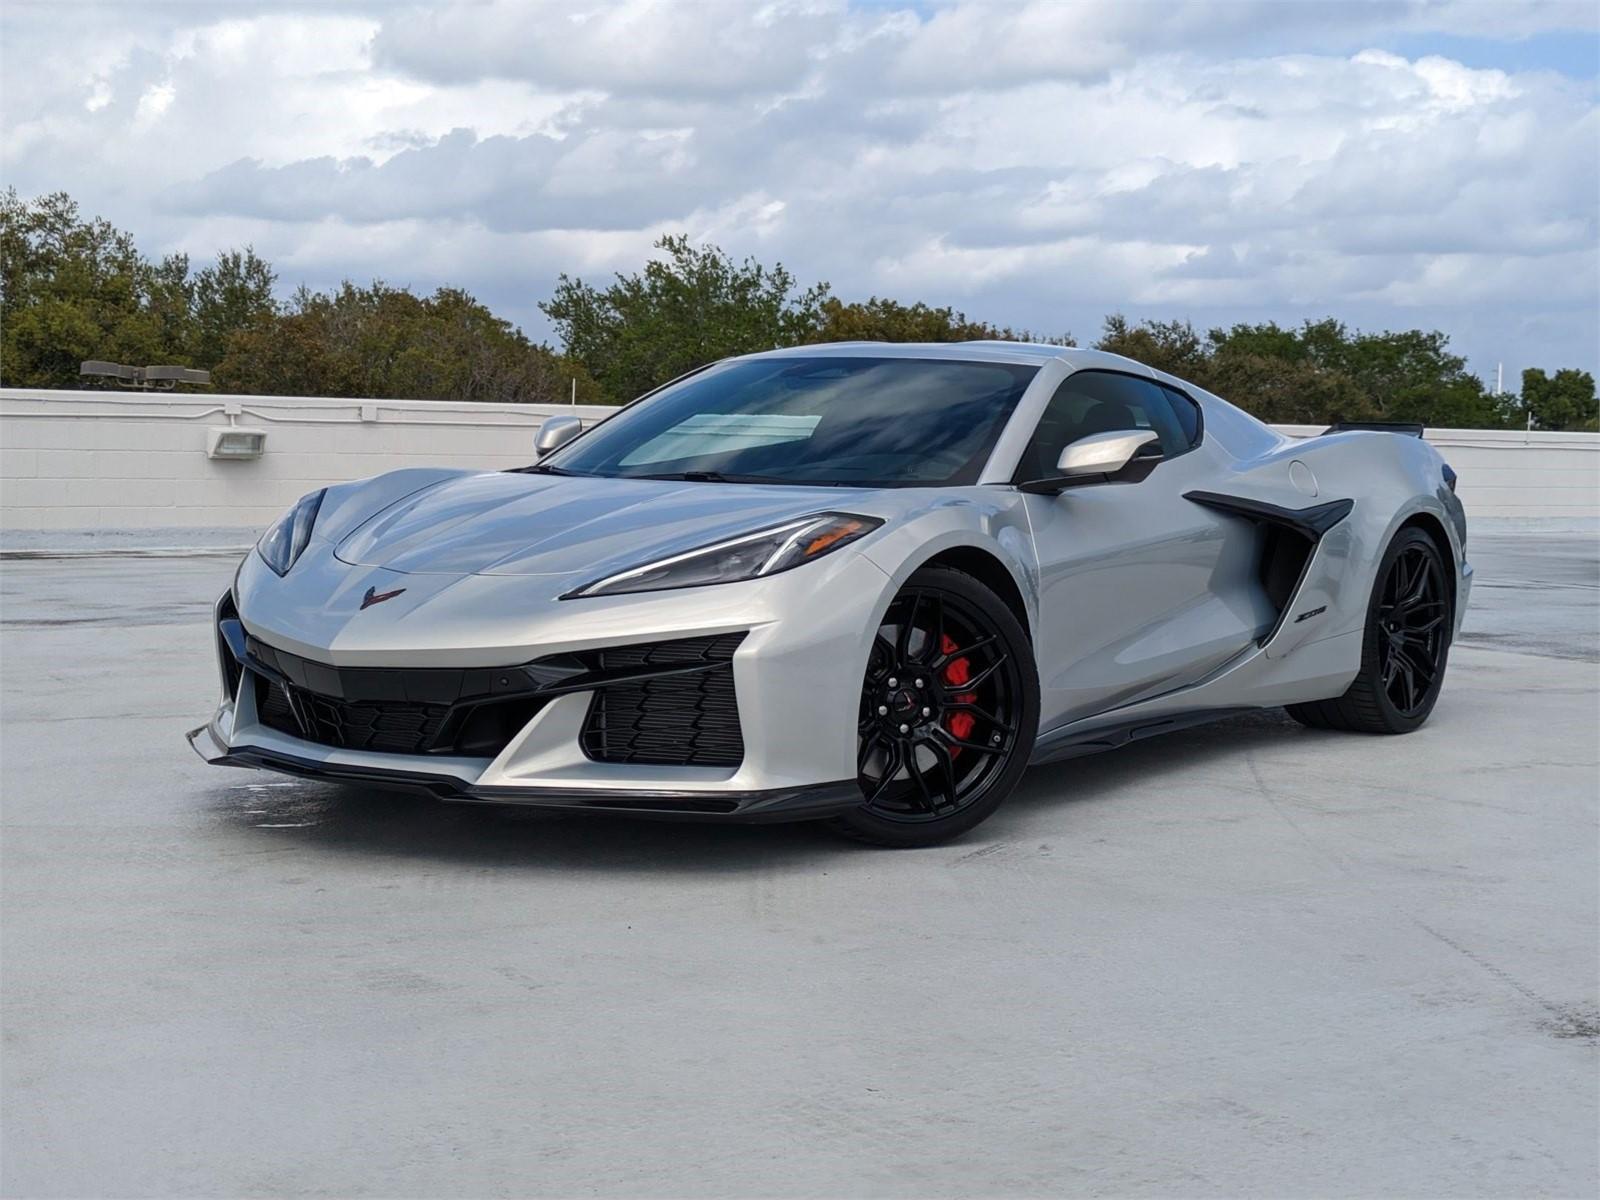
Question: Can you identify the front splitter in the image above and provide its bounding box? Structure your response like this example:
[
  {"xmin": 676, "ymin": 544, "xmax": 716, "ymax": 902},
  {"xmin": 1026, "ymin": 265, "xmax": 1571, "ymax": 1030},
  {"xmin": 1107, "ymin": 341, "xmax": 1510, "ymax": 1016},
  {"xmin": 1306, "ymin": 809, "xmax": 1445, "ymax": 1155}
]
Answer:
[{"xmin": 186, "ymin": 724, "xmax": 864, "ymax": 824}]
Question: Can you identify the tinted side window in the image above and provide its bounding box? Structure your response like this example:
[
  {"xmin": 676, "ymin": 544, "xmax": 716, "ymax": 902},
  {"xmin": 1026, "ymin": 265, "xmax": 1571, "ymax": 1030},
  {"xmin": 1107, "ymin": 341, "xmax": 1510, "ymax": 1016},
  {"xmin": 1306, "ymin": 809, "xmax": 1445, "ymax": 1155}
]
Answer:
[
  {"xmin": 1014, "ymin": 371, "xmax": 1188, "ymax": 480},
  {"xmin": 1161, "ymin": 385, "xmax": 1202, "ymax": 447}
]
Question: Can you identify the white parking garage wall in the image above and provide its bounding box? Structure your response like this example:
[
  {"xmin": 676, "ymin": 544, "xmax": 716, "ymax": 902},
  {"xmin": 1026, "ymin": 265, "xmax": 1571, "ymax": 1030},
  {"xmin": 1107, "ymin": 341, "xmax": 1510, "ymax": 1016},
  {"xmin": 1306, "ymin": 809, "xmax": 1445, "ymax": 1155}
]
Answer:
[
  {"xmin": 1, "ymin": 389, "xmax": 1596, "ymax": 543},
  {"xmin": 1273, "ymin": 423, "xmax": 1599, "ymax": 522},
  {"xmin": 0, "ymin": 390, "xmax": 615, "ymax": 539}
]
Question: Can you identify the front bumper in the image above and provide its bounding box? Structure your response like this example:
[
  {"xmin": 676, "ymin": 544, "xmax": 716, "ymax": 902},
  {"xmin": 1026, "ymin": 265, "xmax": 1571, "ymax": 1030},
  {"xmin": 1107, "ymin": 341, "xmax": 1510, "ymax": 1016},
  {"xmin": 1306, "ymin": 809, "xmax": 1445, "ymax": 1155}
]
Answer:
[{"xmin": 192, "ymin": 545, "xmax": 893, "ymax": 821}]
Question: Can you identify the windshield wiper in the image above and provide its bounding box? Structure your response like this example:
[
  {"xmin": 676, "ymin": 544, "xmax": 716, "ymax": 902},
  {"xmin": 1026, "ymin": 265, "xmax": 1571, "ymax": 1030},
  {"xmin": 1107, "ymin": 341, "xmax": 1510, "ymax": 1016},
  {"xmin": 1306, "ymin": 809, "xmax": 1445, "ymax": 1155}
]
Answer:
[
  {"xmin": 634, "ymin": 470, "xmax": 787, "ymax": 484},
  {"xmin": 517, "ymin": 463, "xmax": 579, "ymax": 476},
  {"xmin": 637, "ymin": 470, "xmax": 880, "ymax": 488}
]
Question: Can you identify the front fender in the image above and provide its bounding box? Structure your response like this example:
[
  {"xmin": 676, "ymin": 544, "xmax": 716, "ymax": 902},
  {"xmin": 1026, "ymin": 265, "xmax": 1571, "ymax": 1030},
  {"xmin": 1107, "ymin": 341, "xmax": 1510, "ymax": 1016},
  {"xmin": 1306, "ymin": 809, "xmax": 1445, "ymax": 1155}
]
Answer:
[{"xmin": 859, "ymin": 489, "xmax": 1038, "ymax": 633}]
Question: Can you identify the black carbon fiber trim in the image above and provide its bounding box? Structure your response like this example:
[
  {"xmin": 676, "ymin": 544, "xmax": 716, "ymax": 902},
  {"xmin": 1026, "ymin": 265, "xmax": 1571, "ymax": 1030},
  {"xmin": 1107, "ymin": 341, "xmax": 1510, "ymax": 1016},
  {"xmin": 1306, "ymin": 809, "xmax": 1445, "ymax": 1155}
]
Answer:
[
  {"xmin": 1183, "ymin": 491, "xmax": 1355, "ymax": 538},
  {"xmin": 188, "ymin": 728, "xmax": 862, "ymax": 824}
]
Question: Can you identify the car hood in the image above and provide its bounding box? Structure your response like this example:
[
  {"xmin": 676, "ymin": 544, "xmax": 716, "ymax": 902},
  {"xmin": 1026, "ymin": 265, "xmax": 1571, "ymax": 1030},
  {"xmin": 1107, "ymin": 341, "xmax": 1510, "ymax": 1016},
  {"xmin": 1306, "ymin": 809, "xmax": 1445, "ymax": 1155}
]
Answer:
[{"xmin": 333, "ymin": 470, "xmax": 870, "ymax": 577}]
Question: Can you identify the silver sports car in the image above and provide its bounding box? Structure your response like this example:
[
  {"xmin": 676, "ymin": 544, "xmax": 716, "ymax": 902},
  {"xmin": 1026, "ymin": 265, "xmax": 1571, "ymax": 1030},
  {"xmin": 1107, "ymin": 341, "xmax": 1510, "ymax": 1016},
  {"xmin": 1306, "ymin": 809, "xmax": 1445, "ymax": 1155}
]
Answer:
[{"xmin": 190, "ymin": 342, "xmax": 1471, "ymax": 845}]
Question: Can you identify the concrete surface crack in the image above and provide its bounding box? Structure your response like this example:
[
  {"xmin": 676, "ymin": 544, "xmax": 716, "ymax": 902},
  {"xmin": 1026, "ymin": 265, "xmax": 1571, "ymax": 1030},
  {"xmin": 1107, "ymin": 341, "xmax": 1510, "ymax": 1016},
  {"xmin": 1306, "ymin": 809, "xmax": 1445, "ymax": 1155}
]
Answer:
[{"xmin": 1410, "ymin": 918, "xmax": 1591, "ymax": 1039}]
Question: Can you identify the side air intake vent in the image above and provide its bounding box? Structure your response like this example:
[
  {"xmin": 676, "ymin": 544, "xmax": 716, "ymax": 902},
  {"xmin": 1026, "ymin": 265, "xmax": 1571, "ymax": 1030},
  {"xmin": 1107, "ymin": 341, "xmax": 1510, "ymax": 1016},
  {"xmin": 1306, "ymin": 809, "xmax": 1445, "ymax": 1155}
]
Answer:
[
  {"xmin": 1260, "ymin": 524, "xmax": 1314, "ymax": 613},
  {"xmin": 1184, "ymin": 491, "xmax": 1355, "ymax": 644},
  {"xmin": 580, "ymin": 634, "xmax": 746, "ymax": 767}
]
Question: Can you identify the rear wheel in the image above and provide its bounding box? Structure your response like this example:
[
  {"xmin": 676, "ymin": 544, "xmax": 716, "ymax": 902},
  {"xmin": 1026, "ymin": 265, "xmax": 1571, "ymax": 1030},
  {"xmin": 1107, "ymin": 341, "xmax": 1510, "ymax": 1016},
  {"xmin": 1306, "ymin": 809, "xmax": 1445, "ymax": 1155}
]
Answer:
[
  {"xmin": 1288, "ymin": 526, "xmax": 1453, "ymax": 734},
  {"xmin": 830, "ymin": 567, "xmax": 1038, "ymax": 847}
]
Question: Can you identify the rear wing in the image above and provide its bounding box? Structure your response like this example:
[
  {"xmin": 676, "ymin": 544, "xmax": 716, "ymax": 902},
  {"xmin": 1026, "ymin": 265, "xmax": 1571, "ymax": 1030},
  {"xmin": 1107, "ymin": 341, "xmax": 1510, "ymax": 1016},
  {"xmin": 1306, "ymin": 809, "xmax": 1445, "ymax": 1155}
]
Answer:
[{"xmin": 1320, "ymin": 421, "xmax": 1425, "ymax": 437}]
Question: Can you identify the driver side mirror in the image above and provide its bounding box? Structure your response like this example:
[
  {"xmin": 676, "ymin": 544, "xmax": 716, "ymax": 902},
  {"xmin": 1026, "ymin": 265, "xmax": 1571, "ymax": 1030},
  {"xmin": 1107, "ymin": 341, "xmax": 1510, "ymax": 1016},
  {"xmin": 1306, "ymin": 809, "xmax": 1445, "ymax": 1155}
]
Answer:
[
  {"xmin": 534, "ymin": 414, "xmax": 583, "ymax": 458},
  {"xmin": 1019, "ymin": 429, "xmax": 1162, "ymax": 494}
]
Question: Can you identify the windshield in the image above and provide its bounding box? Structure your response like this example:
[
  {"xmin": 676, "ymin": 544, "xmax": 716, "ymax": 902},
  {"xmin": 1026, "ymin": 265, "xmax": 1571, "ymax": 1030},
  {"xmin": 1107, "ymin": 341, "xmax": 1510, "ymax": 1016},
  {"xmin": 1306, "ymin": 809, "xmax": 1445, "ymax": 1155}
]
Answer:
[{"xmin": 543, "ymin": 356, "xmax": 1039, "ymax": 487}]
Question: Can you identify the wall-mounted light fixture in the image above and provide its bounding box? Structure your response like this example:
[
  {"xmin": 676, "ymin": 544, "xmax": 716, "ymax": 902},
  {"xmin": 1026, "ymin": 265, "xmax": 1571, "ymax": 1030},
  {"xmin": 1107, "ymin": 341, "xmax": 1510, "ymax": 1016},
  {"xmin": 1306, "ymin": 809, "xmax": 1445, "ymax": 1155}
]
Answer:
[{"xmin": 206, "ymin": 426, "xmax": 268, "ymax": 460}]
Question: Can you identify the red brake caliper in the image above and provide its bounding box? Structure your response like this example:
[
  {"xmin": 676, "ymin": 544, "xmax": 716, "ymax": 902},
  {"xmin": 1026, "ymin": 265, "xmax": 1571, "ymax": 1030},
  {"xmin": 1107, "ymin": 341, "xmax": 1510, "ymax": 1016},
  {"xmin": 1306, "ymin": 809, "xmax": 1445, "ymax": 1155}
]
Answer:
[{"xmin": 941, "ymin": 634, "xmax": 976, "ymax": 755}]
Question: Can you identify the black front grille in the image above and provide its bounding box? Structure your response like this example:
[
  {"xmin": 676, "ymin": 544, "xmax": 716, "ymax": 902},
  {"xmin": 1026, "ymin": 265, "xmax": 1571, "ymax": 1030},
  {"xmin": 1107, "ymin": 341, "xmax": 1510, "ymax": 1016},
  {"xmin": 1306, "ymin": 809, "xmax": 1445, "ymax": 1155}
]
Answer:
[
  {"xmin": 234, "ymin": 627, "xmax": 746, "ymax": 765},
  {"xmin": 256, "ymin": 677, "xmax": 453, "ymax": 754},
  {"xmin": 580, "ymin": 634, "xmax": 746, "ymax": 767}
]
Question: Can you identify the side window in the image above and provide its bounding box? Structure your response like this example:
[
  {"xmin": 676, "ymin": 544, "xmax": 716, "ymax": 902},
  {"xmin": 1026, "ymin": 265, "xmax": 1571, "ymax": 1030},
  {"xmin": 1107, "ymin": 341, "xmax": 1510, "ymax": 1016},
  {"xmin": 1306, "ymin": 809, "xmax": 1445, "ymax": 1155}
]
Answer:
[
  {"xmin": 1161, "ymin": 385, "xmax": 1202, "ymax": 448},
  {"xmin": 1014, "ymin": 371, "xmax": 1189, "ymax": 481}
]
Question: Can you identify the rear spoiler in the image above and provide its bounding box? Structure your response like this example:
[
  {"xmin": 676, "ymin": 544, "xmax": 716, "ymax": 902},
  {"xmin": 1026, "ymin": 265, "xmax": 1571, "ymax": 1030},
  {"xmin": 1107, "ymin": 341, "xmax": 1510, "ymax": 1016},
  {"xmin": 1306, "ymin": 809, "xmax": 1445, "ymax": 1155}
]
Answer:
[{"xmin": 1320, "ymin": 421, "xmax": 1425, "ymax": 437}]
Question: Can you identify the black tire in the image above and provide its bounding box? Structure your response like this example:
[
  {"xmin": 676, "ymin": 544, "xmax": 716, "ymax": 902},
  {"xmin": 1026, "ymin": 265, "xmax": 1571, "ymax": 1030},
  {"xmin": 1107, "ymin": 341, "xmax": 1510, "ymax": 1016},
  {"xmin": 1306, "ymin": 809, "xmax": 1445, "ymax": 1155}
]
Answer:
[
  {"xmin": 830, "ymin": 567, "xmax": 1039, "ymax": 848},
  {"xmin": 1288, "ymin": 526, "xmax": 1453, "ymax": 734}
]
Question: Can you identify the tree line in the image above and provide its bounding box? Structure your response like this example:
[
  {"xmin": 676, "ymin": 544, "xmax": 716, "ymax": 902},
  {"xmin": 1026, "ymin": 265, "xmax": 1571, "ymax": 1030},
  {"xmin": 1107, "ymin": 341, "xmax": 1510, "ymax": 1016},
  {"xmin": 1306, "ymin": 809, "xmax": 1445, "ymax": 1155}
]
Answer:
[
  {"xmin": 3, "ymin": 190, "xmax": 1594, "ymax": 430},
  {"xmin": 0, "ymin": 191, "xmax": 598, "ymax": 406}
]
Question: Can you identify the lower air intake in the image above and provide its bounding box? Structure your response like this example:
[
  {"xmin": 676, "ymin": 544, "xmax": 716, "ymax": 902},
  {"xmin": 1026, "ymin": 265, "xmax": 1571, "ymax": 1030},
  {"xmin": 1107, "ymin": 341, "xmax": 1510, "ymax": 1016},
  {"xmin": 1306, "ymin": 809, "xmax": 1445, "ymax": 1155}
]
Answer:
[
  {"xmin": 580, "ymin": 634, "xmax": 746, "ymax": 767},
  {"xmin": 256, "ymin": 677, "xmax": 452, "ymax": 755}
]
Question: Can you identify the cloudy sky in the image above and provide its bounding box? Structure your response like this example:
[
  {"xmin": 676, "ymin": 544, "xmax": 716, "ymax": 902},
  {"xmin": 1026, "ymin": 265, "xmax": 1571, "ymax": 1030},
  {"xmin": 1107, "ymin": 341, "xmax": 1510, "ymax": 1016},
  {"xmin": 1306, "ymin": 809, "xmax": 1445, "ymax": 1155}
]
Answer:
[{"xmin": 3, "ymin": 0, "xmax": 1596, "ymax": 383}]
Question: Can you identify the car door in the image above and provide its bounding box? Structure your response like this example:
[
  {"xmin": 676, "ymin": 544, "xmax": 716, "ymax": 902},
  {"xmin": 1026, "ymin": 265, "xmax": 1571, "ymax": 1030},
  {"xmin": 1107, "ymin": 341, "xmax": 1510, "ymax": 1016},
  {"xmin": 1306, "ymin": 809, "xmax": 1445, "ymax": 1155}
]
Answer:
[{"xmin": 1017, "ymin": 370, "xmax": 1269, "ymax": 731}]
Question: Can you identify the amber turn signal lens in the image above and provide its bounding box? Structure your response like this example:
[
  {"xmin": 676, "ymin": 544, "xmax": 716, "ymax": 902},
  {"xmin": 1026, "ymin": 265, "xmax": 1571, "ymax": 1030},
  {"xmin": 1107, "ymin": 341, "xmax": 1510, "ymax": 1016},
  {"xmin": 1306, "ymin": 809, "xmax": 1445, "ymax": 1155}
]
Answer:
[{"xmin": 804, "ymin": 519, "xmax": 869, "ymax": 558}]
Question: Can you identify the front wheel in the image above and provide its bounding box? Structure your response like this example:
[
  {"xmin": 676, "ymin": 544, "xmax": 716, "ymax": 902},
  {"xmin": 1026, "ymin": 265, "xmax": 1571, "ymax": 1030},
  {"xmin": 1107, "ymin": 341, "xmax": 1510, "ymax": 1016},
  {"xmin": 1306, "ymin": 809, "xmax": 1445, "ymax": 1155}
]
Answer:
[{"xmin": 830, "ymin": 567, "xmax": 1039, "ymax": 847}]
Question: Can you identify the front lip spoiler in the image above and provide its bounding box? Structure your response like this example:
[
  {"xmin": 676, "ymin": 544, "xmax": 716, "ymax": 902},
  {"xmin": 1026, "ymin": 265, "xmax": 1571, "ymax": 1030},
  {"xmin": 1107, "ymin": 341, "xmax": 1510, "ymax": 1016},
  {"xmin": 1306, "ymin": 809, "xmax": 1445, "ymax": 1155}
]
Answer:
[{"xmin": 186, "ymin": 724, "xmax": 864, "ymax": 824}]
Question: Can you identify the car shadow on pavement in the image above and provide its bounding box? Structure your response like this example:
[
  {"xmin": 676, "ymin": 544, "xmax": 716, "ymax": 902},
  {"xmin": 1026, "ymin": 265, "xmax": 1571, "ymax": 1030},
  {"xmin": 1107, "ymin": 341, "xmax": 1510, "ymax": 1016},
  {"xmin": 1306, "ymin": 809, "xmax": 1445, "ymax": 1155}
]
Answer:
[
  {"xmin": 201, "ymin": 708, "xmax": 1307, "ymax": 872},
  {"xmin": 1000, "ymin": 706, "xmax": 1304, "ymax": 812}
]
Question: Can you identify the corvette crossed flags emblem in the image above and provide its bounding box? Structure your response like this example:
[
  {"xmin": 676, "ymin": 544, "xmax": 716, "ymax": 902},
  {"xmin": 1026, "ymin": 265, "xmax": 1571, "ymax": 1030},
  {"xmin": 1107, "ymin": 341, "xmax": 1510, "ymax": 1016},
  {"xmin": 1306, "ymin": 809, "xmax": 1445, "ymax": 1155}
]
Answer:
[{"xmin": 360, "ymin": 585, "xmax": 407, "ymax": 610}]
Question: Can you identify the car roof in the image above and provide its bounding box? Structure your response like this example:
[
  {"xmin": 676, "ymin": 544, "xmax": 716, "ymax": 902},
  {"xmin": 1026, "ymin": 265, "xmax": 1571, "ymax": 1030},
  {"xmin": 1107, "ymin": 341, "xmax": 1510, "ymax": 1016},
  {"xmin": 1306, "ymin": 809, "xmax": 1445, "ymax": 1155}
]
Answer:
[{"xmin": 747, "ymin": 340, "xmax": 1154, "ymax": 374}]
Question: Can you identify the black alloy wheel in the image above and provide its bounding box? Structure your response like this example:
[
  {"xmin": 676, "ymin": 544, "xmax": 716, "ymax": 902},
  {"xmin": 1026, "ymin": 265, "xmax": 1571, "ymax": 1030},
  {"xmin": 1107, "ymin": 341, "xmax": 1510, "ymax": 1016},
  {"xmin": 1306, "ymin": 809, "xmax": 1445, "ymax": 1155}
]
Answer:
[
  {"xmin": 832, "ymin": 566, "xmax": 1038, "ymax": 847},
  {"xmin": 1376, "ymin": 540, "xmax": 1451, "ymax": 716},
  {"xmin": 1289, "ymin": 526, "xmax": 1453, "ymax": 734}
]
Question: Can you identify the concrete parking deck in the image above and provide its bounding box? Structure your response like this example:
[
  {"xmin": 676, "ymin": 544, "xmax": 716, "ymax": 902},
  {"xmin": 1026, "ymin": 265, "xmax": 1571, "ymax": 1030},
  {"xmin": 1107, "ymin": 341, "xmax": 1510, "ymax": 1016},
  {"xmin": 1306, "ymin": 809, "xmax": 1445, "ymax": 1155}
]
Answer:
[{"xmin": 2, "ymin": 534, "xmax": 1596, "ymax": 1198}]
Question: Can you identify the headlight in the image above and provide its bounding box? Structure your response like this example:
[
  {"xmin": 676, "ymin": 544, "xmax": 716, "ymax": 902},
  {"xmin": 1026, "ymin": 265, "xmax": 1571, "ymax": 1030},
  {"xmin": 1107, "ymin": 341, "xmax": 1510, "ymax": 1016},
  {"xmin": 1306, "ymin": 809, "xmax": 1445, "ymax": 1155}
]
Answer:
[
  {"xmin": 256, "ymin": 489, "xmax": 326, "ymax": 577},
  {"xmin": 563, "ymin": 512, "xmax": 882, "ymax": 599}
]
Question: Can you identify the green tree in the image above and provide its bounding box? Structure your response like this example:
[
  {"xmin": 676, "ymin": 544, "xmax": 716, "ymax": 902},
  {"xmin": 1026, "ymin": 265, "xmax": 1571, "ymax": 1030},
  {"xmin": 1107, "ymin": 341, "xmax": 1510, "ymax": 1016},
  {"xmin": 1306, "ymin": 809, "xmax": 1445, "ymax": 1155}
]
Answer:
[
  {"xmin": 1321, "ymin": 325, "xmax": 1498, "ymax": 428},
  {"xmin": 1096, "ymin": 315, "xmax": 1210, "ymax": 380},
  {"xmin": 1205, "ymin": 320, "xmax": 1307, "ymax": 364},
  {"xmin": 0, "ymin": 189, "xmax": 281, "ymax": 386},
  {"xmin": 809, "ymin": 296, "xmax": 1069, "ymax": 345},
  {"xmin": 1383, "ymin": 375, "xmax": 1503, "ymax": 429},
  {"xmin": 1203, "ymin": 318, "xmax": 1502, "ymax": 428},
  {"xmin": 145, "ymin": 252, "xmax": 196, "ymax": 363},
  {"xmin": 191, "ymin": 247, "xmax": 277, "ymax": 368},
  {"xmin": 542, "ymin": 235, "xmax": 831, "ymax": 404},
  {"xmin": 1513, "ymin": 368, "xmax": 1598, "ymax": 431},
  {"xmin": 1205, "ymin": 351, "xmax": 1376, "ymax": 426},
  {"xmin": 0, "ymin": 189, "xmax": 174, "ymax": 385},
  {"xmin": 214, "ymin": 280, "xmax": 596, "ymax": 404},
  {"xmin": 4, "ymin": 190, "xmax": 1590, "ymax": 431}
]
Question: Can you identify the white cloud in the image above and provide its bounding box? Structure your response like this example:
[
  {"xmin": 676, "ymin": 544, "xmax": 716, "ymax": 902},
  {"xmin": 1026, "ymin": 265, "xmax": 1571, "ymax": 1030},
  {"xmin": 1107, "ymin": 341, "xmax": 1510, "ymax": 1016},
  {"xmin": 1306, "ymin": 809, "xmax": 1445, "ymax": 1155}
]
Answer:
[
  {"xmin": 371, "ymin": 0, "xmax": 845, "ymax": 97},
  {"xmin": 0, "ymin": 0, "xmax": 1595, "ymax": 380}
]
